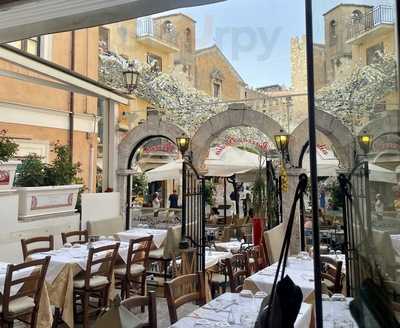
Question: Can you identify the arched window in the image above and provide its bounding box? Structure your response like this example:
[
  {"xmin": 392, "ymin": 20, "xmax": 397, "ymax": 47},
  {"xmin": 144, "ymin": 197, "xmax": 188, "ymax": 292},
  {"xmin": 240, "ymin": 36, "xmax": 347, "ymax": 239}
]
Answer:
[
  {"xmin": 185, "ymin": 28, "xmax": 192, "ymax": 52},
  {"xmin": 163, "ymin": 20, "xmax": 174, "ymax": 34},
  {"xmin": 352, "ymin": 10, "xmax": 362, "ymax": 24},
  {"xmin": 329, "ymin": 20, "xmax": 337, "ymax": 45}
]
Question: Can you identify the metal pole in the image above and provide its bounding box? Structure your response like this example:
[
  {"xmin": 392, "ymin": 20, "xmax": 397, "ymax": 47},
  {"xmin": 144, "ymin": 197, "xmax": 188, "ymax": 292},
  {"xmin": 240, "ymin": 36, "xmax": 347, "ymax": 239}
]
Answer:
[
  {"xmin": 305, "ymin": 0, "xmax": 323, "ymax": 325},
  {"xmin": 299, "ymin": 191, "xmax": 306, "ymax": 251},
  {"xmin": 180, "ymin": 162, "xmax": 188, "ymax": 249},
  {"xmin": 278, "ymin": 176, "xmax": 283, "ymax": 223},
  {"xmin": 224, "ymin": 177, "xmax": 227, "ymax": 224}
]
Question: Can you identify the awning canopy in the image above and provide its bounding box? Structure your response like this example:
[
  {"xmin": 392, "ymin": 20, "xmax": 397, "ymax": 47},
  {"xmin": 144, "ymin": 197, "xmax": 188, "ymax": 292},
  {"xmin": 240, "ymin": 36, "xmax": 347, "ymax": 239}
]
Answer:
[
  {"xmin": 145, "ymin": 147, "xmax": 262, "ymax": 182},
  {"xmin": 0, "ymin": 0, "xmax": 225, "ymax": 43}
]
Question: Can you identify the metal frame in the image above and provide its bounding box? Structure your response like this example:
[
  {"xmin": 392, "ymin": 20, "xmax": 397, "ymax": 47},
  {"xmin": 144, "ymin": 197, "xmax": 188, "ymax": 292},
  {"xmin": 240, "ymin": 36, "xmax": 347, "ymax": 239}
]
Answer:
[
  {"xmin": 304, "ymin": 0, "xmax": 323, "ymax": 325},
  {"xmin": 181, "ymin": 160, "xmax": 206, "ymax": 273}
]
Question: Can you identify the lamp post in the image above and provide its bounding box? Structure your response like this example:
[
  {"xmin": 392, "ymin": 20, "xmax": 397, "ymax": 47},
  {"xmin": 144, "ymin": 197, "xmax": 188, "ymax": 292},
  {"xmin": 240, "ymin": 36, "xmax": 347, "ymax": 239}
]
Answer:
[
  {"xmin": 176, "ymin": 134, "xmax": 191, "ymax": 249},
  {"xmin": 274, "ymin": 130, "xmax": 290, "ymax": 161},
  {"xmin": 123, "ymin": 62, "xmax": 140, "ymax": 93},
  {"xmin": 358, "ymin": 131, "xmax": 373, "ymax": 155}
]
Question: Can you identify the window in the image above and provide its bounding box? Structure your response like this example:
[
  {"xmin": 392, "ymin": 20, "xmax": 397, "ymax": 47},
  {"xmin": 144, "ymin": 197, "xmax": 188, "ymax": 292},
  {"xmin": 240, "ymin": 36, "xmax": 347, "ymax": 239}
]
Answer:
[
  {"xmin": 163, "ymin": 21, "xmax": 175, "ymax": 34},
  {"xmin": 213, "ymin": 80, "xmax": 222, "ymax": 98},
  {"xmin": 185, "ymin": 28, "xmax": 192, "ymax": 52},
  {"xmin": 329, "ymin": 20, "xmax": 337, "ymax": 46},
  {"xmin": 352, "ymin": 10, "xmax": 363, "ymax": 24},
  {"xmin": 99, "ymin": 27, "xmax": 110, "ymax": 52},
  {"xmin": 9, "ymin": 37, "xmax": 40, "ymax": 56},
  {"xmin": 147, "ymin": 53, "xmax": 162, "ymax": 72},
  {"xmin": 367, "ymin": 43, "xmax": 384, "ymax": 65}
]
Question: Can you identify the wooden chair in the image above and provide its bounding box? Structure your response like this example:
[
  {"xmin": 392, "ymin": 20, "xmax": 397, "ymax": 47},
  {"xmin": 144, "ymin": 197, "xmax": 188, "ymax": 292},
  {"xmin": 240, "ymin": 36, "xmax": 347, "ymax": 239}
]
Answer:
[
  {"xmin": 165, "ymin": 272, "xmax": 205, "ymax": 324},
  {"xmin": 115, "ymin": 236, "xmax": 152, "ymax": 300},
  {"xmin": 73, "ymin": 242, "xmax": 120, "ymax": 328},
  {"xmin": 223, "ymin": 253, "xmax": 250, "ymax": 293},
  {"xmin": 61, "ymin": 230, "xmax": 89, "ymax": 245},
  {"xmin": 321, "ymin": 256, "xmax": 343, "ymax": 294},
  {"xmin": 246, "ymin": 245, "xmax": 264, "ymax": 273},
  {"xmin": 120, "ymin": 291, "xmax": 157, "ymax": 328},
  {"xmin": 0, "ymin": 256, "xmax": 50, "ymax": 327},
  {"xmin": 21, "ymin": 235, "xmax": 54, "ymax": 260}
]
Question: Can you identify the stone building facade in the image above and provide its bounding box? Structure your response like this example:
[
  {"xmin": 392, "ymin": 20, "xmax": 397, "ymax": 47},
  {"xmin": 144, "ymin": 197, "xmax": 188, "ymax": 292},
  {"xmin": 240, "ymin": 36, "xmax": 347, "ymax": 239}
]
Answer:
[
  {"xmin": 195, "ymin": 45, "xmax": 246, "ymax": 101},
  {"xmin": 0, "ymin": 29, "xmax": 99, "ymax": 191}
]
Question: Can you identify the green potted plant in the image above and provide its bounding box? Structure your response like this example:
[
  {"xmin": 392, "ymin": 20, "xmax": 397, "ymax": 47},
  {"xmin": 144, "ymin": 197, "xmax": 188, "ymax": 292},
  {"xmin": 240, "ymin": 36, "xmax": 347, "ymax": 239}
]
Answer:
[
  {"xmin": 0, "ymin": 129, "xmax": 20, "ymax": 190},
  {"xmin": 15, "ymin": 144, "xmax": 83, "ymax": 219}
]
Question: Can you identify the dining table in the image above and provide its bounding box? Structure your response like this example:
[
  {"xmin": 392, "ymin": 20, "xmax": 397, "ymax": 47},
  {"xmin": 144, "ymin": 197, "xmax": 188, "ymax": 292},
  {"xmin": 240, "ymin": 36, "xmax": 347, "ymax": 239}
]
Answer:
[
  {"xmin": 29, "ymin": 240, "xmax": 128, "ymax": 328},
  {"xmin": 0, "ymin": 261, "xmax": 53, "ymax": 328},
  {"xmin": 169, "ymin": 292, "xmax": 313, "ymax": 328},
  {"xmin": 116, "ymin": 227, "xmax": 168, "ymax": 249},
  {"xmin": 323, "ymin": 298, "xmax": 358, "ymax": 327},
  {"xmin": 243, "ymin": 256, "xmax": 316, "ymax": 301}
]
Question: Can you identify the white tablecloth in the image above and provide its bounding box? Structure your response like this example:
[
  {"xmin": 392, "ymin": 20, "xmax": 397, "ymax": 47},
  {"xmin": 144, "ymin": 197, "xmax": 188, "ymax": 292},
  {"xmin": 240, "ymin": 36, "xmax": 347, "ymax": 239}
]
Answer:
[
  {"xmin": 390, "ymin": 234, "xmax": 400, "ymax": 256},
  {"xmin": 215, "ymin": 241, "xmax": 243, "ymax": 252},
  {"xmin": 205, "ymin": 250, "xmax": 232, "ymax": 269},
  {"xmin": 31, "ymin": 241, "xmax": 129, "ymax": 283},
  {"xmin": 323, "ymin": 299, "xmax": 358, "ymax": 327},
  {"xmin": 0, "ymin": 262, "xmax": 34, "ymax": 296},
  {"xmin": 244, "ymin": 257, "xmax": 315, "ymax": 300},
  {"xmin": 170, "ymin": 292, "xmax": 312, "ymax": 328},
  {"xmin": 117, "ymin": 228, "xmax": 168, "ymax": 248}
]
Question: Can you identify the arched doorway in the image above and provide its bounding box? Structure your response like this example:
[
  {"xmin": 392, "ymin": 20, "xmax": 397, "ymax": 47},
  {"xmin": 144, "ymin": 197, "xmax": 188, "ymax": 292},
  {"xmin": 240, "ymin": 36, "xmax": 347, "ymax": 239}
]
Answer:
[
  {"xmin": 289, "ymin": 110, "xmax": 354, "ymax": 169},
  {"xmin": 117, "ymin": 112, "xmax": 186, "ymax": 227},
  {"xmin": 191, "ymin": 104, "xmax": 285, "ymax": 171}
]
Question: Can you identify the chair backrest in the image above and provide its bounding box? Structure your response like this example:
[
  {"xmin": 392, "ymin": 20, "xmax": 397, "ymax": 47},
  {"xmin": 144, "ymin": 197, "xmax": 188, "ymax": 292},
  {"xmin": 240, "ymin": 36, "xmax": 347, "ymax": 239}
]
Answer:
[
  {"xmin": 2, "ymin": 256, "xmax": 50, "ymax": 324},
  {"xmin": 21, "ymin": 235, "xmax": 54, "ymax": 260},
  {"xmin": 223, "ymin": 253, "xmax": 250, "ymax": 292},
  {"xmin": 321, "ymin": 256, "xmax": 343, "ymax": 293},
  {"xmin": 165, "ymin": 272, "xmax": 205, "ymax": 324},
  {"xmin": 127, "ymin": 236, "xmax": 153, "ymax": 276},
  {"xmin": 264, "ymin": 222, "xmax": 286, "ymax": 263},
  {"xmin": 246, "ymin": 245, "xmax": 264, "ymax": 272},
  {"xmin": 120, "ymin": 291, "xmax": 157, "ymax": 328},
  {"xmin": 61, "ymin": 230, "xmax": 89, "ymax": 245},
  {"xmin": 164, "ymin": 225, "xmax": 182, "ymax": 258},
  {"xmin": 83, "ymin": 243, "xmax": 120, "ymax": 289},
  {"xmin": 86, "ymin": 216, "xmax": 124, "ymax": 236}
]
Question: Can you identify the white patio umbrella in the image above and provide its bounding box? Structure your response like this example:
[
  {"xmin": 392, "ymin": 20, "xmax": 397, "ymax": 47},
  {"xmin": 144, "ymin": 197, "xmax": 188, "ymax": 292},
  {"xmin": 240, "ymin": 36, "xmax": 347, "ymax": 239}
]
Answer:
[
  {"xmin": 145, "ymin": 146, "xmax": 261, "ymax": 182},
  {"xmin": 302, "ymin": 147, "xmax": 396, "ymax": 183},
  {"xmin": 0, "ymin": 0, "xmax": 225, "ymax": 43}
]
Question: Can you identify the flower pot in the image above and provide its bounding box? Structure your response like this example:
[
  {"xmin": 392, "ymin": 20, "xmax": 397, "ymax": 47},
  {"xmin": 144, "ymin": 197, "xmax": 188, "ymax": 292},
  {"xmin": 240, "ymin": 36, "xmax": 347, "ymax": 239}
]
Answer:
[
  {"xmin": 252, "ymin": 217, "xmax": 265, "ymax": 246},
  {"xmin": 0, "ymin": 160, "xmax": 21, "ymax": 190},
  {"xmin": 17, "ymin": 184, "xmax": 82, "ymax": 219}
]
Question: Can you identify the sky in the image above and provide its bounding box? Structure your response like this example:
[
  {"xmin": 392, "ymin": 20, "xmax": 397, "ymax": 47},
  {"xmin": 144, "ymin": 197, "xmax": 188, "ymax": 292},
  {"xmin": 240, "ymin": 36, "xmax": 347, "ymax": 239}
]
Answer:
[{"xmin": 158, "ymin": 0, "xmax": 390, "ymax": 89}]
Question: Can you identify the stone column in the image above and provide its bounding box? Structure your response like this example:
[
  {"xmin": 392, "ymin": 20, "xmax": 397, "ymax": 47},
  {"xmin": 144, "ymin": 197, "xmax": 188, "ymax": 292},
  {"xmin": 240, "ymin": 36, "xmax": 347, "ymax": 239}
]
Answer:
[{"xmin": 282, "ymin": 168, "xmax": 306, "ymax": 255}]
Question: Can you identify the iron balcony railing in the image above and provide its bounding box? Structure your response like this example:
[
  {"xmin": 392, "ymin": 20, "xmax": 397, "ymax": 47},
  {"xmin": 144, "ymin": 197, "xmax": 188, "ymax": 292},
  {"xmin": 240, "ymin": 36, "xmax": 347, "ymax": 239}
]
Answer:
[
  {"xmin": 347, "ymin": 5, "xmax": 394, "ymax": 41},
  {"xmin": 136, "ymin": 17, "xmax": 178, "ymax": 47}
]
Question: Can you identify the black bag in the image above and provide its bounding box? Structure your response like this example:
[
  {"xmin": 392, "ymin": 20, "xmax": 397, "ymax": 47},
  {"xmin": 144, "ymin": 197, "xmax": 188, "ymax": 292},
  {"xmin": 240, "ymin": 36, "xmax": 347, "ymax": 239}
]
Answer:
[{"xmin": 254, "ymin": 174, "xmax": 307, "ymax": 328}]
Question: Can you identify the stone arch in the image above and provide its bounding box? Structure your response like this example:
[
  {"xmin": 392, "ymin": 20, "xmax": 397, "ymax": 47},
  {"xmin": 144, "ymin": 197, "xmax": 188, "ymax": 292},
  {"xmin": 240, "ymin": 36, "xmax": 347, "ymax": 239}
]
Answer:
[
  {"xmin": 117, "ymin": 112, "xmax": 186, "ymax": 222},
  {"xmin": 360, "ymin": 111, "xmax": 400, "ymax": 140},
  {"xmin": 191, "ymin": 104, "xmax": 285, "ymax": 170},
  {"xmin": 289, "ymin": 110, "xmax": 354, "ymax": 169}
]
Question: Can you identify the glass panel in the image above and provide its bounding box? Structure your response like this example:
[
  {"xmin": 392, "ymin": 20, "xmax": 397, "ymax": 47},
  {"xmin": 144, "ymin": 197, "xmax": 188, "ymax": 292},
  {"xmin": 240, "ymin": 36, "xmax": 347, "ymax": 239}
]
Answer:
[
  {"xmin": 26, "ymin": 38, "xmax": 38, "ymax": 55},
  {"xmin": 8, "ymin": 40, "xmax": 21, "ymax": 49},
  {"xmin": 310, "ymin": 0, "xmax": 399, "ymax": 325}
]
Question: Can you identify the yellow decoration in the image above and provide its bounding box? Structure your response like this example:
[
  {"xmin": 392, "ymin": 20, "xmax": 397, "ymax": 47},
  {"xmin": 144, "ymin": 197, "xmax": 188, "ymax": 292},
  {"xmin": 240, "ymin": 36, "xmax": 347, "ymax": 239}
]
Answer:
[{"xmin": 280, "ymin": 162, "xmax": 289, "ymax": 193}]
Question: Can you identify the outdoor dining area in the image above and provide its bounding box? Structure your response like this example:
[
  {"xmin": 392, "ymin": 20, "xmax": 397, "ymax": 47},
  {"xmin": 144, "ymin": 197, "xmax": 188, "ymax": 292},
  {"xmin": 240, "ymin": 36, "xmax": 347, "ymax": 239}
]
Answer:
[{"xmin": 0, "ymin": 186, "xmax": 353, "ymax": 328}]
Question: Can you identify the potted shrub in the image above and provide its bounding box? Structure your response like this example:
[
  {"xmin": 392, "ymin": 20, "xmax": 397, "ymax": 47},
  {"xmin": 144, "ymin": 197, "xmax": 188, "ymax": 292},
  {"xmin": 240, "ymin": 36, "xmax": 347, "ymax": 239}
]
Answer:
[
  {"xmin": 0, "ymin": 130, "xmax": 20, "ymax": 190},
  {"xmin": 15, "ymin": 144, "xmax": 83, "ymax": 219},
  {"xmin": 251, "ymin": 160, "xmax": 267, "ymax": 246}
]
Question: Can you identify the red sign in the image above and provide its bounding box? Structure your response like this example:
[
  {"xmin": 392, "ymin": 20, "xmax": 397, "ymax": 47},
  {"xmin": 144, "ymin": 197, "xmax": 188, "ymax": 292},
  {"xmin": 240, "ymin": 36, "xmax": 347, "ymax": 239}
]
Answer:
[
  {"xmin": 0, "ymin": 170, "xmax": 10, "ymax": 185},
  {"xmin": 219, "ymin": 137, "xmax": 271, "ymax": 153},
  {"xmin": 142, "ymin": 142, "xmax": 177, "ymax": 154}
]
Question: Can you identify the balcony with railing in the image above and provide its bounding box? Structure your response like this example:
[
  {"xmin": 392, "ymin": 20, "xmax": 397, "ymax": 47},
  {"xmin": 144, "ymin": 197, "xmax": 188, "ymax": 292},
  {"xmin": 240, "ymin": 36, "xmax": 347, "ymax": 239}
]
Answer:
[
  {"xmin": 136, "ymin": 17, "xmax": 179, "ymax": 53},
  {"xmin": 347, "ymin": 5, "xmax": 394, "ymax": 43}
]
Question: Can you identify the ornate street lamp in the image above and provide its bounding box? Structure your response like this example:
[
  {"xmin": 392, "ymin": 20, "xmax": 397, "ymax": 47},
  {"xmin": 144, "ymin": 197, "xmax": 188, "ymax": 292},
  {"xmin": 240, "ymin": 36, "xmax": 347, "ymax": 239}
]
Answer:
[
  {"xmin": 358, "ymin": 131, "xmax": 373, "ymax": 154},
  {"xmin": 123, "ymin": 62, "xmax": 140, "ymax": 93},
  {"xmin": 176, "ymin": 134, "xmax": 190, "ymax": 157},
  {"xmin": 274, "ymin": 130, "xmax": 290, "ymax": 155}
]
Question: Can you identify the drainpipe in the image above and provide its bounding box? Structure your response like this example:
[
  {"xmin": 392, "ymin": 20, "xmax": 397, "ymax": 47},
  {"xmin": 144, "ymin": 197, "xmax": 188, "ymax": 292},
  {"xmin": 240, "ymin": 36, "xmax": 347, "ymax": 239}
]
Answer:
[{"xmin": 68, "ymin": 31, "xmax": 75, "ymax": 156}]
